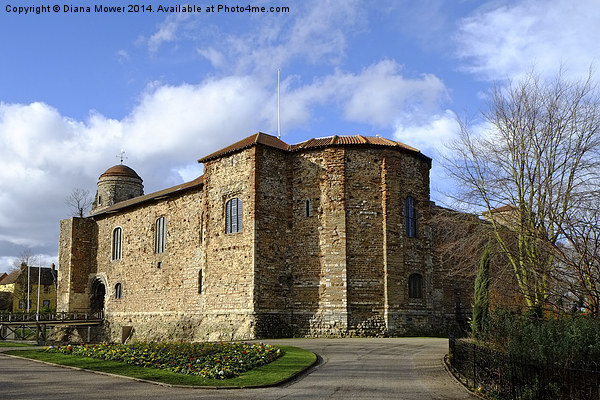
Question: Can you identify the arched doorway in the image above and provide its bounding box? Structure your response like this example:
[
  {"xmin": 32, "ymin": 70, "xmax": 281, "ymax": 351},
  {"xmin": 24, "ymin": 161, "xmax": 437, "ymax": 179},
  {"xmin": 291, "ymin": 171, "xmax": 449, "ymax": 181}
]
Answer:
[{"xmin": 90, "ymin": 279, "xmax": 106, "ymax": 313}]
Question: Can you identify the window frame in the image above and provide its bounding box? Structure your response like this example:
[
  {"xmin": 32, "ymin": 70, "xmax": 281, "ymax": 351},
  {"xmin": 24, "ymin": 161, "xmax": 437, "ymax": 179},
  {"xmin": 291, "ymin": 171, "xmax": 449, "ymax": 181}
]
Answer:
[
  {"xmin": 198, "ymin": 269, "xmax": 203, "ymax": 294},
  {"xmin": 112, "ymin": 227, "xmax": 123, "ymax": 260},
  {"xmin": 408, "ymin": 273, "xmax": 424, "ymax": 299},
  {"xmin": 404, "ymin": 196, "xmax": 418, "ymax": 238},
  {"xmin": 305, "ymin": 199, "xmax": 313, "ymax": 217},
  {"xmin": 114, "ymin": 282, "xmax": 123, "ymax": 299},
  {"xmin": 155, "ymin": 216, "xmax": 166, "ymax": 253},
  {"xmin": 225, "ymin": 197, "xmax": 243, "ymax": 234}
]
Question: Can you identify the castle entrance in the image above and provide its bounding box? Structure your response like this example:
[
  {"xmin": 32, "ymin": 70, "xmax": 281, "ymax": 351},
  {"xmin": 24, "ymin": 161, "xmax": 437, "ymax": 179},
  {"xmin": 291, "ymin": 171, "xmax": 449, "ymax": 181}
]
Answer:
[{"xmin": 90, "ymin": 279, "xmax": 105, "ymax": 313}]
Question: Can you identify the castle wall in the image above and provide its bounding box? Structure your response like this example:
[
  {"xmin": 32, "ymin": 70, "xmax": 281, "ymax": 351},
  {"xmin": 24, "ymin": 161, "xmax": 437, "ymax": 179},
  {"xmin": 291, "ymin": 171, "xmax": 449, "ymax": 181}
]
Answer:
[
  {"xmin": 92, "ymin": 189, "xmax": 204, "ymax": 342},
  {"xmin": 201, "ymin": 148, "xmax": 257, "ymax": 340},
  {"xmin": 253, "ymin": 145, "xmax": 292, "ymax": 337},
  {"xmin": 287, "ymin": 148, "xmax": 350, "ymax": 335},
  {"xmin": 345, "ymin": 148, "xmax": 386, "ymax": 335},
  {"xmin": 57, "ymin": 217, "xmax": 97, "ymax": 312}
]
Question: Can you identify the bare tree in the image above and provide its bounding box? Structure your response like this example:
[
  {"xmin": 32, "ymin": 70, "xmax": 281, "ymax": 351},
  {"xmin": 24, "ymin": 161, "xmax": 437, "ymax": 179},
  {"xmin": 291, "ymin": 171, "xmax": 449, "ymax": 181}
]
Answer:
[
  {"xmin": 11, "ymin": 249, "xmax": 35, "ymax": 271},
  {"xmin": 554, "ymin": 196, "xmax": 600, "ymax": 316},
  {"xmin": 445, "ymin": 69, "xmax": 600, "ymax": 312},
  {"xmin": 65, "ymin": 188, "xmax": 93, "ymax": 217}
]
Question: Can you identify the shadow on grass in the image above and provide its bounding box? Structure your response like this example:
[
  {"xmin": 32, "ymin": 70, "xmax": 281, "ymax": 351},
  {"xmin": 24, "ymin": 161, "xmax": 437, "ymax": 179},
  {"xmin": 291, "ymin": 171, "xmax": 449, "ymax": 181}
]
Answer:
[{"xmin": 5, "ymin": 345, "xmax": 317, "ymax": 388}]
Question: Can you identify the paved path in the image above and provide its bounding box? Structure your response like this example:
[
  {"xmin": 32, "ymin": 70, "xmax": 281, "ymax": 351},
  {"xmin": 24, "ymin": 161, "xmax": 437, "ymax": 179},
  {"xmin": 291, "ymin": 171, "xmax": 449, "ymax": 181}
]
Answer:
[{"xmin": 0, "ymin": 338, "xmax": 476, "ymax": 399}]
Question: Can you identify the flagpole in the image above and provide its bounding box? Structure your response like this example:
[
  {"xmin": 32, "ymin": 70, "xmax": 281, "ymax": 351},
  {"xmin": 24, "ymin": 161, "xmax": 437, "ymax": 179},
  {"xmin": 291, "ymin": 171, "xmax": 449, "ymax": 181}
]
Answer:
[
  {"xmin": 36, "ymin": 266, "xmax": 41, "ymax": 321},
  {"xmin": 277, "ymin": 68, "xmax": 281, "ymax": 139}
]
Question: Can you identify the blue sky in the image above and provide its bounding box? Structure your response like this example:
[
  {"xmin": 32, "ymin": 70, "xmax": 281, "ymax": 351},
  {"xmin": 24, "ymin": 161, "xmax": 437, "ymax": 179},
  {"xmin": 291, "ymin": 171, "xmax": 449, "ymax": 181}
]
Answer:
[{"xmin": 0, "ymin": 0, "xmax": 599, "ymax": 273}]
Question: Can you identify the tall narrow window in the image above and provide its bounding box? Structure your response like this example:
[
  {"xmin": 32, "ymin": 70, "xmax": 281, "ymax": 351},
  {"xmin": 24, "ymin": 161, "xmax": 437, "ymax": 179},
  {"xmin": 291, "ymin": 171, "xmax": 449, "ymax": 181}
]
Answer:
[
  {"xmin": 408, "ymin": 273, "xmax": 423, "ymax": 299},
  {"xmin": 198, "ymin": 269, "xmax": 203, "ymax": 294},
  {"xmin": 305, "ymin": 199, "xmax": 313, "ymax": 217},
  {"xmin": 404, "ymin": 196, "xmax": 417, "ymax": 238},
  {"xmin": 114, "ymin": 282, "xmax": 123, "ymax": 299},
  {"xmin": 155, "ymin": 217, "xmax": 166, "ymax": 253},
  {"xmin": 112, "ymin": 227, "xmax": 122, "ymax": 260},
  {"xmin": 225, "ymin": 197, "xmax": 243, "ymax": 234}
]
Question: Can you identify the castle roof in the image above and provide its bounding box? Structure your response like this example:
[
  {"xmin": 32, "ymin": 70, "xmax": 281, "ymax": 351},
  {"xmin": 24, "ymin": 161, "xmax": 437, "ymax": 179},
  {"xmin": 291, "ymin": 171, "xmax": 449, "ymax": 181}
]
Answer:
[
  {"xmin": 93, "ymin": 132, "xmax": 429, "ymax": 217},
  {"xmin": 198, "ymin": 132, "xmax": 430, "ymax": 164},
  {"xmin": 91, "ymin": 175, "xmax": 204, "ymax": 217},
  {"xmin": 198, "ymin": 132, "xmax": 289, "ymax": 163},
  {"xmin": 100, "ymin": 164, "xmax": 142, "ymax": 181}
]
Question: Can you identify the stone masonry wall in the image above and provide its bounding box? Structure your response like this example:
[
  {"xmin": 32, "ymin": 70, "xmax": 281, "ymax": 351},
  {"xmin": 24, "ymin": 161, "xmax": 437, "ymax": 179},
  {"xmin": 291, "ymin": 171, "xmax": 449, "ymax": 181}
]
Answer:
[
  {"xmin": 288, "ymin": 147, "xmax": 349, "ymax": 336},
  {"xmin": 57, "ymin": 217, "xmax": 97, "ymax": 312},
  {"xmin": 201, "ymin": 147, "xmax": 257, "ymax": 340},
  {"xmin": 93, "ymin": 188, "xmax": 204, "ymax": 342},
  {"xmin": 345, "ymin": 148, "xmax": 386, "ymax": 335},
  {"xmin": 253, "ymin": 145, "xmax": 292, "ymax": 337}
]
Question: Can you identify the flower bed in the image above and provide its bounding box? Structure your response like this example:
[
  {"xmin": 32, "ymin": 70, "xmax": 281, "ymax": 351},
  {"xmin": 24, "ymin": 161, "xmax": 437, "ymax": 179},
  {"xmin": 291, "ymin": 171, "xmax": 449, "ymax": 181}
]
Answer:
[{"xmin": 43, "ymin": 341, "xmax": 283, "ymax": 379}]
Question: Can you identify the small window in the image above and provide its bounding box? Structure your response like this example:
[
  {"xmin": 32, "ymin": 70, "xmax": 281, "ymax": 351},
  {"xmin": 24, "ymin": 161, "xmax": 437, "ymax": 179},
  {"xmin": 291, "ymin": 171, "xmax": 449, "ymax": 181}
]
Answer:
[
  {"xmin": 115, "ymin": 283, "xmax": 123, "ymax": 299},
  {"xmin": 225, "ymin": 198, "xmax": 242, "ymax": 234},
  {"xmin": 112, "ymin": 227, "xmax": 122, "ymax": 260},
  {"xmin": 408, "ymin": 273, "xmax": 423, "ymax": 299},
  {"xmin": 42, "ymin": 300, "xmax": 51, "ymax": 308},
  {"xmin": 305, "ymin": 199, "xmax": 313, "ymax": 217},
  {"xmin": 155, "ymin": 217, "xmax": 166, "ymax": 253},
  {"xmin": 198, "ymin": 269, "xmax": 203, "ymax": 294},
  {"xmin": 97, "ymin": 195, "xmax": 102, "ymax": 205},
  {"xmin": 404, "ymin": 196, "xmax": 417, "ymax": 238}
]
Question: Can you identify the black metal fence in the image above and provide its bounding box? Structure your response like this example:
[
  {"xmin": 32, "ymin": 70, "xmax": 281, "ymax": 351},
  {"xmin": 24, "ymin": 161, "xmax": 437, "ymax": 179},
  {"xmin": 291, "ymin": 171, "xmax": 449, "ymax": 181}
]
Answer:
[{"xmin": 449, "ymin": 336, "xmax": 600, "ymax": 400}]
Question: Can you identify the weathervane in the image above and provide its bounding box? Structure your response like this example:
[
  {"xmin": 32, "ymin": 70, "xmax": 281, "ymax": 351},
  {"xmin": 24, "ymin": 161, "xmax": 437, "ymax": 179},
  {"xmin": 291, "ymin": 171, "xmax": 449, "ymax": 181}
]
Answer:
[{"xmin": 116, "ymin": 149, "xmax": 128, "ymax": 164}]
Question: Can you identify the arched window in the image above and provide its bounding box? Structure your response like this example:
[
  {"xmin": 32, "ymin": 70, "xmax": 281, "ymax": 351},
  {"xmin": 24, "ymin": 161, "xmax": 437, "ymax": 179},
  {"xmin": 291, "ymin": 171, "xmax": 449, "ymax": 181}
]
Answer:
[
  {"xmin": 155, "ymin": 217, "xmax": 166, "ymax": 253},
  {"xmin": 112, "ymin": 227, "xmax": 122, "ymax": 260},
  {"xmin": 225, "ymin": 198, "xmax": 242, "ymax": 234},
  {"xmin": 408, "ymin": 273, "xmax": 423, "ymax": 299},
  {"xmin": 114, "ymin": 282, "xmax": 123, "ymax": 299},
  {"xmin": 404, "ymin": 196, "xmax": 417, "ymax": 238}
]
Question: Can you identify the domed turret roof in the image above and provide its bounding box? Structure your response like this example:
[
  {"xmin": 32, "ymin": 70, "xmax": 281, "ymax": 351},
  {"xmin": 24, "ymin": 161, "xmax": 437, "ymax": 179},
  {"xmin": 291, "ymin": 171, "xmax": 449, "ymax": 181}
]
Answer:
[{"xmin": 99, "ymin": 164, "xmax": 142, "ymax": 180}]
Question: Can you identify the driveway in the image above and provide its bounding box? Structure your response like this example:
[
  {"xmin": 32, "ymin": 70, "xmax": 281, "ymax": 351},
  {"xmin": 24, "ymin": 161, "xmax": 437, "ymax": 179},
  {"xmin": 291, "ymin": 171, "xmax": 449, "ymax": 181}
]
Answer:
[{"xmin": 0, "ymin": 338, "xmax": 476, "ymax": 399}]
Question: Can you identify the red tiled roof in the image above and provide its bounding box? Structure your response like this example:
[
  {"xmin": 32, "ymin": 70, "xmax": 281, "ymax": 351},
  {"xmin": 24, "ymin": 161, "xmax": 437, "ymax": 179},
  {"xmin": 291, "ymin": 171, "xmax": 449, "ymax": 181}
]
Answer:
[
  {"xmin": 91, "ymin": 175, "xmax": 204, "ymax": 217},
  {"xmin": 198, "ymin": 132, "xmax": 289, "ymax": 163},
  {"xmin": 288, "ymin": 134, "xmax": 422, "ymax": 153},
  {"xmin": 198, "ymin": 132, "xmax": 429, "ymax": 163}
]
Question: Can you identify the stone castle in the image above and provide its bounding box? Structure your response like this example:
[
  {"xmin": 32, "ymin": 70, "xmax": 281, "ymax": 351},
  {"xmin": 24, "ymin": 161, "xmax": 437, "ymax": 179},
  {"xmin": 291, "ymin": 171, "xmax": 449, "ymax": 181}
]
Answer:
[{"xmin": 57, "ymin": 132, "xmax": 471, "ymax": 342}]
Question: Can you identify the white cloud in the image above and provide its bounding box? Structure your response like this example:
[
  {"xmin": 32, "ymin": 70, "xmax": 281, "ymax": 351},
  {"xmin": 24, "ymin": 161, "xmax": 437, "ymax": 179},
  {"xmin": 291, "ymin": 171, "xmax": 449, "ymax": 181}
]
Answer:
[
  {"xmin": 456, "ymin": 0, "xmax": 600, "ymax": 81},
  {"xmin": 194, "ymin": 0, "xmax": 363, "ymax": 74},
  {"xmin": 283, "ymin": 60, "xmax": 449, "ymax": 129},
  {"xmin": 146, "ymin": 13, "xmax": 191, "ymax": 54}
]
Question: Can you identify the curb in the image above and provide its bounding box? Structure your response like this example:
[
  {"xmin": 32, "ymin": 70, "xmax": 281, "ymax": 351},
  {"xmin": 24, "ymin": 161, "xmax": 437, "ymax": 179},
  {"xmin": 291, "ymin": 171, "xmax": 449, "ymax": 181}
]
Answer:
[
  {"xmin": 1, "ymin": 348, "xmax": 319, "ymax": 390},
  {"xmin": 442, "ymin": 354, "xmax": 485, "ymax": 399}
]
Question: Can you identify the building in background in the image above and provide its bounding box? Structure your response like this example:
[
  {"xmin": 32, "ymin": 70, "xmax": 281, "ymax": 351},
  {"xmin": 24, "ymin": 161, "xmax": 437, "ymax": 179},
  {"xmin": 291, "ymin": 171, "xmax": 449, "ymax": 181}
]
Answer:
[{"xmin": 0, "ymin": 265, "xmax": 58, "ymax": 313}]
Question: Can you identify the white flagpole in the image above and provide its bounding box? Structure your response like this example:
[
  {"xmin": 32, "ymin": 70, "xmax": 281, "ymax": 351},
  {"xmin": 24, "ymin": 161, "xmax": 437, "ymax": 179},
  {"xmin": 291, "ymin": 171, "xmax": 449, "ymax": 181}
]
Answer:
[
  {"xmin": 277, "ymin": 68, "xmax": 281, "ymax": 139},
  {"xmin": 27, "ymin": 264, "xmax": 30, "ymax": 313},
  {"xmin": 36, "ymin": 266, "xmax": 41, "ymax": 321}
]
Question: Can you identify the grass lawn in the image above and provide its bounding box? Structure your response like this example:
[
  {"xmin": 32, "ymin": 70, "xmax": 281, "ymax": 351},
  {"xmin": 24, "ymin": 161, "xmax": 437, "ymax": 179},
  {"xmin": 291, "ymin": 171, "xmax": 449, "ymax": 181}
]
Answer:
[
  {"xmin": 6, "ymin": 345, "xmax": 317, "ymax": 387},
  {"xmin": 0, "ymin": 341, "xmax": 35, "ymax": 347}
]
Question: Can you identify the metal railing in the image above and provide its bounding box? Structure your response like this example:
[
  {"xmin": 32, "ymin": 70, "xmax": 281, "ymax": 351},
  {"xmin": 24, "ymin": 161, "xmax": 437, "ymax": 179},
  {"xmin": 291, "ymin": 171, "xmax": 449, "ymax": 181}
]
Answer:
[
  {"xmin": 449, "ymin": 335, "xmax": 600, "ymax": 400},
  {"xmin": 0, "ymin": 311, "xmax": 103, "ymax": 323}
]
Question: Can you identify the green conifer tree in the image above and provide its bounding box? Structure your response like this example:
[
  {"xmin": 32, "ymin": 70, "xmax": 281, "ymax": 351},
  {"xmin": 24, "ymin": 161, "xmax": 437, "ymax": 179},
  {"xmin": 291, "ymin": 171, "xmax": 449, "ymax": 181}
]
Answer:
[{"xmin": 472, "ymin": 245, "xmax": 491, "ymax": 340}]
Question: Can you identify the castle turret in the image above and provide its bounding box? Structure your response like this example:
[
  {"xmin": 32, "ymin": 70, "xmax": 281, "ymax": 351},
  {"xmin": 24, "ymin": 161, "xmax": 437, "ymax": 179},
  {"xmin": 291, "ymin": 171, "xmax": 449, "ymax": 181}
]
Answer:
[{"xmin": 91, "ymin": 164, "xmax": 144, "ymax": 213}]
